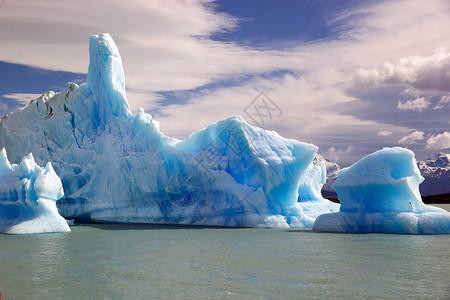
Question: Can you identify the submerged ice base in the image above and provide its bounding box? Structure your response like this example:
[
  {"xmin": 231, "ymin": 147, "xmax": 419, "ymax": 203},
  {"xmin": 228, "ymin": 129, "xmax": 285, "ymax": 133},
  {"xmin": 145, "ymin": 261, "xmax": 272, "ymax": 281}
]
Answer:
[
  {"xmin": 313, "ymin": 147, "xmax": 450, "ymax": 234},
  {"xmin": 0, "ymin": 149, "xmax": 70, "ymax": 234},
  {"xmin": 0, "ymin": 33, "xmax": 337, "ymax": 228}
]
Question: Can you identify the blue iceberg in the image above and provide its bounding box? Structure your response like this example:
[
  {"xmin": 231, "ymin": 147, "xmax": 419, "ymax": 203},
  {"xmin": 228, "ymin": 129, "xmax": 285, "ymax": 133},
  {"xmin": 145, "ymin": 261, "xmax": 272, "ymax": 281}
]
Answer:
[
  {"xmin": 313, "ymin": 147, "xmax": 450, "ymax": 234},
  {"xmin": 0, "ymin": 33, "xmax": 338, "ymax": 228},
  {"xmin": 0, "ymin": 149, "xmax": 70, "ymax": 234}
]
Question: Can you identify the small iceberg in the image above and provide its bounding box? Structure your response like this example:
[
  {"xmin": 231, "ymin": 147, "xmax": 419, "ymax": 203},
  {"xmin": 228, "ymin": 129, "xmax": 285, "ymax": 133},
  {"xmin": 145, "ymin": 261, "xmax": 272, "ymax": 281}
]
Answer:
[
  {"xmin": 0, "ymin": 149, "xmax": 70, "ymax": 234},
  {"xmin": 313, "ymin": 147, "xmax": 450, "ymax": 234}
]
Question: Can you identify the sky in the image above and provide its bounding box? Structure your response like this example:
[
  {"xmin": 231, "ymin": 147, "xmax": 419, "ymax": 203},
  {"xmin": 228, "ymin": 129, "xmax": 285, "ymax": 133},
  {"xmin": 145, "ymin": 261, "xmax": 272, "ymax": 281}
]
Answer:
[{"xmin": 0, "ymin": 0, "xmax": 449, "ymax": 166}]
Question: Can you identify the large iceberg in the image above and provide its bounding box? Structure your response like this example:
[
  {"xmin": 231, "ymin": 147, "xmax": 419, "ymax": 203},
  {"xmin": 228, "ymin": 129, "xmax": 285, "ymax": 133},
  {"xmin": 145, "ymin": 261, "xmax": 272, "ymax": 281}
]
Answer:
[
  {"xmin": 0, "ymin": 33, "xmax": 338, "ymax": 228},
  {"xmin": 0, "ymin": 149, "xmax": 70, "ymax": 234},
  {"xmin": 313, "ymin": 147, "xmax": 450, "ymax": 234}
]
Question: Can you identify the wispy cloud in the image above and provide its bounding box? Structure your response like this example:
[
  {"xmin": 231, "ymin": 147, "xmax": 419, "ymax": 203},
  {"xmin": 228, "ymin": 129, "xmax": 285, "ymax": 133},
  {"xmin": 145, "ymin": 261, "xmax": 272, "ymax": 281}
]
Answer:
[
  {"xmin": 398, "ymin": 131, "xmax": 425, "ymax": 145},
  {"xmin": 434, "ymin": 95, "xmax": 450, "ymax": 110},
  {"xmin": 2, "ymin": 93, "xmax": 42, "ymax": 105}
]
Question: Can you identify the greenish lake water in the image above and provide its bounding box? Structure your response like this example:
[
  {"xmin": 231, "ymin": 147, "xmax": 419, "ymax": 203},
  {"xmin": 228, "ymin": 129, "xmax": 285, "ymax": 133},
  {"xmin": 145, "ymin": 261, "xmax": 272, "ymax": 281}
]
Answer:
[{"xmin": 0, "ymin": 224, "xmax": 449, "ymax": 299}]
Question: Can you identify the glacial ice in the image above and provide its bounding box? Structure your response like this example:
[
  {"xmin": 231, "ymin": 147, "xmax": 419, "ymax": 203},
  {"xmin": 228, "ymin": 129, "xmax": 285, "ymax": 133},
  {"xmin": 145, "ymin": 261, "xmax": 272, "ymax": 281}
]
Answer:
[
  {"xmin": 313, "ymin": 147, "xmax": 450, "ymax": 234},
  {"xmin": 0, "ymin": 33, "xmax": 338, "ymax": 228},
  {"xmin": 0, "ymin": 149, "xmax": 70, "ymax": 234},
  {"xmin": 297, "ymin": 161, "xmax": 339, "ymax": 223}
]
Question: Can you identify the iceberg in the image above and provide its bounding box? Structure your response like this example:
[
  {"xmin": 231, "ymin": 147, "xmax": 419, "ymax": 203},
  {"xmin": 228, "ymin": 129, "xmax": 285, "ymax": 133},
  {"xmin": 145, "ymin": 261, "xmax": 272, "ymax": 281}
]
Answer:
[
  {"xmin": 0, "ymin": 149, "xmax": 70, "ymax": 234},
  {"xmin": 0, "ymin": 33, "xmax": 337, "ymax": 227},
  {"xmin": 313, "ymin": 147, "xmax": 450, "ymax": 234}
]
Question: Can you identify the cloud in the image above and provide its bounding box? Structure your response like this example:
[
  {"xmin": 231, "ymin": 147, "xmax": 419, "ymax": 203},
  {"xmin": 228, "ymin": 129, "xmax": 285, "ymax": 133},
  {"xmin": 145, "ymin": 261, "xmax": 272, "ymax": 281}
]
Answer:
[
  {"xmin": 377, "ymin": 131, "xmax": 393, "ymax": 136},
  {"xmin": 323, "ymin": 146, "xmax": 355, "ymax": 166},
  {"xmin": 434, "ymin": 95, "xmax": 450, "ymax": 109},
  {"xmin": 397, "ymin": 97, "xmax": 431, "ymax": 112},
  {"xmin": 0, "ymin": 103, "xmax": 8, "ymax": 110},
  {"xmin": 354, "ymin": 47, "xmax": 450, "ymax": 92},
  {"xmin": 2, "ymin": 93, "xmax": 42, "ymax": 105},
  {"xmin": 426, "ymin": 131, "xmax": 450, "ymax": 149},
  {"xmin": 398, "ymin": 131, "xmax": 424, "ymax": 144}
]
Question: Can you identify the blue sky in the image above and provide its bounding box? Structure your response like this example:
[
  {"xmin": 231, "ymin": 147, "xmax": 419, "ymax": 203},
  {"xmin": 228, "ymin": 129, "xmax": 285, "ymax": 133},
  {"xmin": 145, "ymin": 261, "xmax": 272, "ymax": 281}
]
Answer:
[
  {"xmin": 211, "ymin": 0, "xmax": 353, "ymax": 45},
  {"xmin": 0, "ymin": 0, "xmax": 449, "ymax": 165}
]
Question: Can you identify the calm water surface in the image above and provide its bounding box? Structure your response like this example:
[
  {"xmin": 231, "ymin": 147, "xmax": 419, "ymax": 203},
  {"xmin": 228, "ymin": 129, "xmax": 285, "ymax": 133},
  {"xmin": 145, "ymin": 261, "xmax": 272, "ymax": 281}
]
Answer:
[{"xmin": 0, "ymin": 223, "xmax": 449, "ymax": 299}]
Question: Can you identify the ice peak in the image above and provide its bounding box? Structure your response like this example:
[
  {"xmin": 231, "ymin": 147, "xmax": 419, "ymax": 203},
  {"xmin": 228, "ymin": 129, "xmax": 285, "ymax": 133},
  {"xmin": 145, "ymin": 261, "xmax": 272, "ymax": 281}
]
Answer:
[
  {"xmin": 86, "ymin": 33, "xmax": 131, "ymax": 119},
  {"xmin": 88, "ymin": 33, "xmax": 125, "ymax": 94}
]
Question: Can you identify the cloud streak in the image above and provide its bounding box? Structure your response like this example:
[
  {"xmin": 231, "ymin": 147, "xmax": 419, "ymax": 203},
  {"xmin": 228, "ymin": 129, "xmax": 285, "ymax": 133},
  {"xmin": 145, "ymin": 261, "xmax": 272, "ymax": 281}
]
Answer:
[{"xmin": 2, "ymin": 93, "xmax": 42, "ymax": 105}]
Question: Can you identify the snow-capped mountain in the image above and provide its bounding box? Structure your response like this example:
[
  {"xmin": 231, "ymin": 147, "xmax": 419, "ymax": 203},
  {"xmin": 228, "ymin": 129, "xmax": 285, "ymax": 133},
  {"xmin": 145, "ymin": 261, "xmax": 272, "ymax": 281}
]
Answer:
[{"xmin": 417, "ymin": 153, "xmax": 450, "ymax": 196}]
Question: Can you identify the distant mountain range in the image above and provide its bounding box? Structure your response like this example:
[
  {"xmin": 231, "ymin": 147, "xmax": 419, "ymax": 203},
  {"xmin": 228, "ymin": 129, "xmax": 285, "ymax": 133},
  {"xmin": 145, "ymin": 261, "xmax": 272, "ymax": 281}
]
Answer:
[
  {"xmin": 318, "ymin": 152, "xmax": 450, "ymax": 198},
  {"xmin": 417, "ymin": 152, "xmax": 450, "ymax": 196}
]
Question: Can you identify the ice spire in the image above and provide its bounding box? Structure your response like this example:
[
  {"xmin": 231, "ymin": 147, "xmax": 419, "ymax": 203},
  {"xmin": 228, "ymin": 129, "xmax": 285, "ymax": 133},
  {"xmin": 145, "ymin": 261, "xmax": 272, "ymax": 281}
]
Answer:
[{"xmin": 86, "ymin": 33, "xmax": 132, "ymax": 123}]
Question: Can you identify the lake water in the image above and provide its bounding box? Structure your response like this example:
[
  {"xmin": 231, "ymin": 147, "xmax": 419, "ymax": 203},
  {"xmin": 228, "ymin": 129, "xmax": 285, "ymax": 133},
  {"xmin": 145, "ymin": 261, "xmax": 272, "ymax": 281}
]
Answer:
[{"xmin": 1, "ymin": 206, "xmax": 449, "ymax": 299}]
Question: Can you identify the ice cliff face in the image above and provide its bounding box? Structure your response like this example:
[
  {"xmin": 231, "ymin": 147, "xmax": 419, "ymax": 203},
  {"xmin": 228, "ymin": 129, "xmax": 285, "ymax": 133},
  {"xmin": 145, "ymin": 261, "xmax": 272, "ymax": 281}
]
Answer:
[
  {"xmin": 0, "ymin": 149, "xmax": 69, "ymax": 234},
  {"xmin": 297, "ymin": 161, "xmax": 339, "ymax": 222},
  {"xmin": 313, "ymin": 147, "xmax": 450, "ymax": 234},
  {"xmin": 0, "ymin": 33, "xmax": 337, "ymax": 228}
]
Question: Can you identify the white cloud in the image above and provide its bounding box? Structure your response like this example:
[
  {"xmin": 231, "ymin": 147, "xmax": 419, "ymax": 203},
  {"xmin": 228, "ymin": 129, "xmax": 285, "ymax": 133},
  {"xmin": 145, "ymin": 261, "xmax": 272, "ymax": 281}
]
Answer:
[
  {"xmin": 434, "ymin": 95, "xmax": 450, "ymax": 109},
  {"xmin": 377, "ymin": 131, "xmax": 393, "ymax": 136},
  {"xmin": 354, "ymin": 47, "xmax": 450, "ymax": 92},
  {"xmin": 398, "ymin": 131, "xmax": 424, "ymax": 144},
  {"xmin": 397, "ymin": 97, "xmax": 431, "ymax": 112},
  {"xmin": 2, "ymin": 93, "xmax": 42, "ymax": 105},
  {"xmin": 426, "ymin": 131, "xmax": 450, "ymax": 149},
  {"xmin": 323, "ymin": 146, "xmax": 355, "ymax": 166}
]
